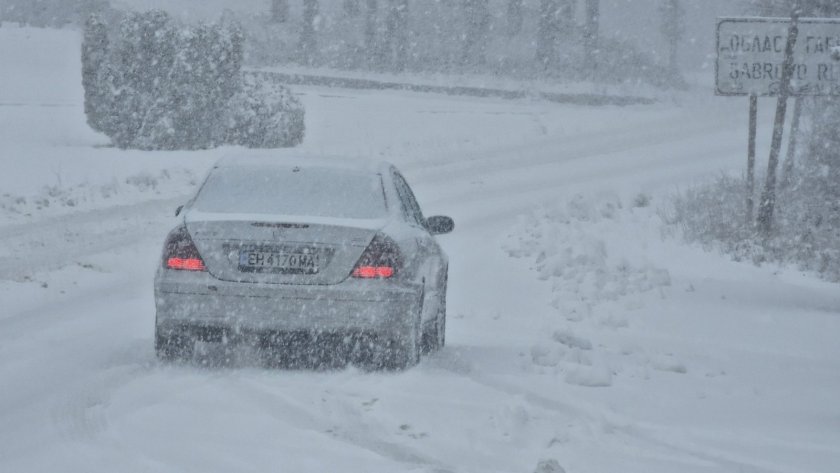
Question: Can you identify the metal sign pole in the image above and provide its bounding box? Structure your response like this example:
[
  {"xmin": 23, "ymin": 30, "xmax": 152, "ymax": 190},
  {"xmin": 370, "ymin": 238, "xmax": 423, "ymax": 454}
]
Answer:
[
  {"xmin": 758, "ymin": 8, "xmax": 800, "ymax": 235},
  {"xmin": 781, "ymin": 96, "xmax": 803, "ymax": 187},
  {"xmin": 747, "ymin": 94, "xmax": 758, "ymax": 224}
]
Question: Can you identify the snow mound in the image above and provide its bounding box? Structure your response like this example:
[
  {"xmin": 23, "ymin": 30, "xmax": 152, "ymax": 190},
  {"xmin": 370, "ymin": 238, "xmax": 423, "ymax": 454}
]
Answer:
[
  {"xmin": 551, "ymin": 330, "xmax": 593, "ymax": 350},
  {"xmin": 534, "ymin": 459, "xmax": 566, "ymax": 473},
  {"xmin": 0, "ymin": 169, "xmax": 197, "ymax": 222},
  {"xmin": 509, "ymin": 194, "xmax": 674, "ymax": 385},
  {"xmin": 649, "ymin": 354, "xmax": 688, "ymax": 374},
  {"xmin": 504, "ymin": 193, "xmax": 671, "ymax": 311},
  {"xmin": 564, "ymin": 362, "xmax": 613, "ymax": 387}
]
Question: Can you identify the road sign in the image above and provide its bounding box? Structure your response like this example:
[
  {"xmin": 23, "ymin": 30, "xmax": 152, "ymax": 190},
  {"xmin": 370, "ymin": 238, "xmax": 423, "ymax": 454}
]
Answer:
[{"xmin": 716, "ymin": 17, "xmax": 840, "ymax": 96}]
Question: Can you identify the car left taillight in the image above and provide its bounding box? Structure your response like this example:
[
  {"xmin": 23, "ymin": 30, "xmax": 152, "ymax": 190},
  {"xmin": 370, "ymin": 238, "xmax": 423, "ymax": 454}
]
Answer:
[
  {"xmin": 162, "ymin": 226, "xmax": 206, "ymax": 271},
  {"xmin": 351, "ymin": 233, "xmax": 402, "ymax": 279}
]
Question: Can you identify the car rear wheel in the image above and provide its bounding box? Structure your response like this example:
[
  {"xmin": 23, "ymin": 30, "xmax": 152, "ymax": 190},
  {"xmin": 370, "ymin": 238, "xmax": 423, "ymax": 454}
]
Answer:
[
  {"xmin": 155, "ymin": 327, "xmax": 195, "ymax": 362},
  {"xmin": 380, "ymin": 306, "xmax": 421, "ymax": 370},
  {"xmin": 422, "ymin": 278, "xmax": 447, "ymax": 353},
  {"xmin": 436, "ymin": 301, "xmax": 446, "ymax": 349}
]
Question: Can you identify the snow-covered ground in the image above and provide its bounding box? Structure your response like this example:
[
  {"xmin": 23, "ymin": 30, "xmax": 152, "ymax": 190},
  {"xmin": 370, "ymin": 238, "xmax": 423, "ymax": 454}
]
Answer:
[{"xmin": 1, "ymin": 25, "xmax": 839, "ymax": 473}]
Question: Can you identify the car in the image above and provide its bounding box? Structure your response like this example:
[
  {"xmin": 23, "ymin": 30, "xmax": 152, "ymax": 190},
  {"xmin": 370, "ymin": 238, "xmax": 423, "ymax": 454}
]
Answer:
[{"xmin": 153, "ymin": 156, "xmax": 453, "ymax": 369}]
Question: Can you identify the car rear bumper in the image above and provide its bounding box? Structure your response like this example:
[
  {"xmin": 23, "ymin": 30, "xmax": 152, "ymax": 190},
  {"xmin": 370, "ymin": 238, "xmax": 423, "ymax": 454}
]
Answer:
[{"xmin": 154, "ymin": 269, "xmax": 423, "ymax": 340}]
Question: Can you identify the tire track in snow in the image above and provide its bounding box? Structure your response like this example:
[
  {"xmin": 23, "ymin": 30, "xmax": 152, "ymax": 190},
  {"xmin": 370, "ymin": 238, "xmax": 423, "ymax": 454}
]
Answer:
[
  {"xmin": 235, "ymin": 378, "xmax": 456, "ymax": 472},
  {"xmin": 432, "ymin": 354, "xmax": 787, "ymax": 473},
  {"xmin": 0, "ymin": 196, "xmax": 184, "ymax": 280},
  {"xmin": 0, "ymin": 278, "xmax": 155, "ymax": 460},
  {"xmin": 401, "ymin": 109, "xmax": 740, "ymax": 184}
]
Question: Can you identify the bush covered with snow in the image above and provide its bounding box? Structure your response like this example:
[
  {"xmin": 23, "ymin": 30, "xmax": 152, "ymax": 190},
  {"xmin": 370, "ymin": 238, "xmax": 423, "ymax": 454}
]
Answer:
[
  {"xmin": 224, "ymin": 73, "xmax": 305, "ymax": 148},
  {"xmin": 666, "ymin": 168, "xmax": 840, "ymax": 282},
  {"xmin": 81, "ymin": 10, "xmax": 304, "ymax": 150}
]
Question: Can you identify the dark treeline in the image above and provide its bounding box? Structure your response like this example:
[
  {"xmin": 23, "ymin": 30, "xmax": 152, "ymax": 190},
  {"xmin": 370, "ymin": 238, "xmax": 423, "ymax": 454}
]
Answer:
[
  {"xmin": 248, "ymin": 0, "xmax": 685, "ymax": 88},
  {"xmin": 1, "ymin": 0, "xmax": 696, "ymax": 88}
]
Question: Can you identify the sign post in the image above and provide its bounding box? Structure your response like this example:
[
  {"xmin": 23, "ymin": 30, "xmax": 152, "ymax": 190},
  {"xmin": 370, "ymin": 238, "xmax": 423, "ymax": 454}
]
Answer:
[
  {"xmin": 716, "ymin": 16, "xmax": 840, "ymax": 231},
  {"xmin": 757, "ymin": 11, "xmax": 799, "ymax": 235},
  {"xmin": 747, "ymin": 94, "xmax": 757, "ymax": 223}
]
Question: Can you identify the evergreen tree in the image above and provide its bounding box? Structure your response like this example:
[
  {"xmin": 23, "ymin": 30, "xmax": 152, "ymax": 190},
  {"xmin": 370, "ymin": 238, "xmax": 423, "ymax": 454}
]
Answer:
[
  {"xmin": 225, "ymin": 74, "xmax": 305, "ymax": 148},
  {"xmin": 384, "ymin": 0, "xmax": 409, "ymax": 72},
  {"xmin": 343, "ymin": 0, "xmax": 362, "ymax": 16},
  {"xmin": 81, "ymin": 14, "xmax": 109, "ymax": 133},
  {"xmin": 364, "ymin": 0, "xmax": 381, "ymax": 68},
  {"xmin": 583, "ymin": 0, "xmax": 600, "ymax": 77},
  {"xmin": 507, "ymin": 0, "xmax": 524, "ymax": 37},
  {"xmin": 106, "ymin": 11, "xmax": 178, "ymax": 148},
  {"xmin": 536, "ymin": 0, "xmax": 573, "ymax": 69},
  {"xmin": 298, "ymin": 0, "xmax": 319, "ymax": 65},
  {"xmin": 81, "ymin": 10, "xmax": 304, "ymax": 150},
  {"xmin": 462, "ymin": 0, "xmax": 490, "ymax": 67},
  {"xmin": 659, "ymin": 0, "xmax": 685, "ymax": 82},
  {"xmin": 271, "ymin": 0, "xmax": 289, "ymax": 23}
]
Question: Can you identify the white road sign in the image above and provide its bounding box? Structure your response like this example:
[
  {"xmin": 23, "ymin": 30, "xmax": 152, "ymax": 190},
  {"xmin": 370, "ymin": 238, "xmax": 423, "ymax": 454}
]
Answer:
[{"xmin": 716, "ymin": 17, "xmax": 840, "ymax": 96}]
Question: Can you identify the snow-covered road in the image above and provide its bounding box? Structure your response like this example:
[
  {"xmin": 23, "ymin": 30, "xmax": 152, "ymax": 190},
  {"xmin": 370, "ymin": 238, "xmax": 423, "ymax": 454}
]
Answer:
[{"xmin": 1, "ymin": 27, "xmax": 839, "ymax": 473}]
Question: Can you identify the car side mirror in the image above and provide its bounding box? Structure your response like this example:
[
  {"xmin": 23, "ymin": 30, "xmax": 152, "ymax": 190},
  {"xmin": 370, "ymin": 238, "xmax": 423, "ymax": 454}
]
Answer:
[
  {"xmin": 175, "ymin": 205, "xmax": 184, "ymax": 217},
  {"xmin": 425, "ymin": 216, "xmax": 454, "ymax": 235}
]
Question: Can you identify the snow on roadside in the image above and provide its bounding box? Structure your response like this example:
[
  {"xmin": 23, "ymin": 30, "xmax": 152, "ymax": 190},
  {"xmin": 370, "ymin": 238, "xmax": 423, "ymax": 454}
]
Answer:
[
  {"xmin": 503, "ymin": 193, "xmax": 674, "ymax": 388},
  {"xmin": 0, "ymin": 168, "xmax": 198, "ymax": 223},
  {"xmin": 500, "ymin": 191, "xmax": 840, "ymax": 472}
]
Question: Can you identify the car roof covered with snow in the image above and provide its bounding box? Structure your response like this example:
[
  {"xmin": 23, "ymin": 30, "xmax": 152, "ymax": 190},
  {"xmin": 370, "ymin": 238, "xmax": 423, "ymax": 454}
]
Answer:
[{"xmin": 213, "ymin": 154, "xmax": 393, "ymax": 175}]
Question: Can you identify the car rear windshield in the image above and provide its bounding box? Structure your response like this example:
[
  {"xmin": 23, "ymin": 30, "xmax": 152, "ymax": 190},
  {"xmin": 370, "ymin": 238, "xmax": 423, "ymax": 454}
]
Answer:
[{"xmin": 192, "ymin": 165, "xmax": 387, "ymax": 219}]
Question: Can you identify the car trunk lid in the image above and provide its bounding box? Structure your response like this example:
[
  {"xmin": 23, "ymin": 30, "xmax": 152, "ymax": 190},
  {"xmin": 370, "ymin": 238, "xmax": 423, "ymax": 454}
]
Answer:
[{"xmin": 186, "ymin": 212, "xmax": 384, "ymax": 285}]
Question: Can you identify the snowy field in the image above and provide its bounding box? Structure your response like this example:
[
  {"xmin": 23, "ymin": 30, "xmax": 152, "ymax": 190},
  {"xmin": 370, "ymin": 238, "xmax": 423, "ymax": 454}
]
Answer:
[{"xmin": 1, "ymin": 26, "xmax": 839, "ymax": 473}]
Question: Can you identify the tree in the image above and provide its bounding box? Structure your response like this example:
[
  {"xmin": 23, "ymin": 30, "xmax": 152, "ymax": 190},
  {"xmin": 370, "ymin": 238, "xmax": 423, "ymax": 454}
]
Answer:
[
  {"xmin": 107, "ymin": 10, "xmax": 179, "ymax": 148},
  {"xmin": 270, "ymin": 0, "xmax": 288, "ymax": 23},
  {"xmin": 583, "ymin": 0, "xmax": 600, "ymax": 77},
  {"xmin": 462, "ymin": 0, "xmax": 491, "ymax": 67},
  {"xmin": 225, "ymin": 74, "xmax": 305, "ymax": 148},
  {"xmin": 384, "ymin": 0, "xmax": 409, "ymax": 72},
  {"xmin": 659, "ymin": 0, "xmax": 685, "ymax": 82},
  {"xmin": 364, "ymin": 0, "xmax": 381, "ymax": 67},
  {"xmin": 507, "ymin": 0, "xmax": 523, "ymax": 36},
  {"xmin": 536, "ymin": 0, "xmax": 573, "ymax": 69},
  {"xmin": 298, "ymin": 0, "xmax": 319, "ymax": 65},
  {"xmin": 343, "ymin": 0, "xmax": 362, "ymax": 16},
  {"xmin": 82, "ymin": 11, "xmax": 304, "ymax": 150},
  {"xmin": 536, "ymin": 0, "xmax": 559, "ymax": 68},
  {"xmin": 81, "ymin": 14, "xmax": 109, "ymax": 133}
]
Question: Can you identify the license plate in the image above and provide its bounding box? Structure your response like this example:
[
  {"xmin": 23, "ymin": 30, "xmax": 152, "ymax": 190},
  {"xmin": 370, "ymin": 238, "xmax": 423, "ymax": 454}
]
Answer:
[{"xmin": 238, "ymin": 245, "xmax": 321, "ymax": 274}]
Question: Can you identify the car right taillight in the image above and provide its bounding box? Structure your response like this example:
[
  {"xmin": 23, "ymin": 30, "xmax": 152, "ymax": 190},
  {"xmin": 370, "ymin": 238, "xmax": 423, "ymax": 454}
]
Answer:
[
  {"xmin": 162, "ymin": 226, "xmax": 206, "ymax": 271},
  {"xmin": 351, "ymin": 234, "xmax": 402, "ymax": 279}
]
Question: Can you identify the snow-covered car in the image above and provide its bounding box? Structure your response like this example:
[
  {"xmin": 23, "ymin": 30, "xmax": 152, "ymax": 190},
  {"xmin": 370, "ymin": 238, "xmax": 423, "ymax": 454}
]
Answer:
[{"xmin": 153, "ymin": 156, "xmax": 453, "ymax": 369}]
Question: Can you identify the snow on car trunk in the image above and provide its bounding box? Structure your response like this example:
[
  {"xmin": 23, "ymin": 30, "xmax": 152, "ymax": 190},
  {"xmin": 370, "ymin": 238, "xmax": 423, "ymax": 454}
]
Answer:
[
  {"xmin": 185, "ymin": 215, "xmax": 381, "ymax": 285},
  {"xmin": 183, "ymin": 161, "xmax": 389, "ymax": 285}
]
